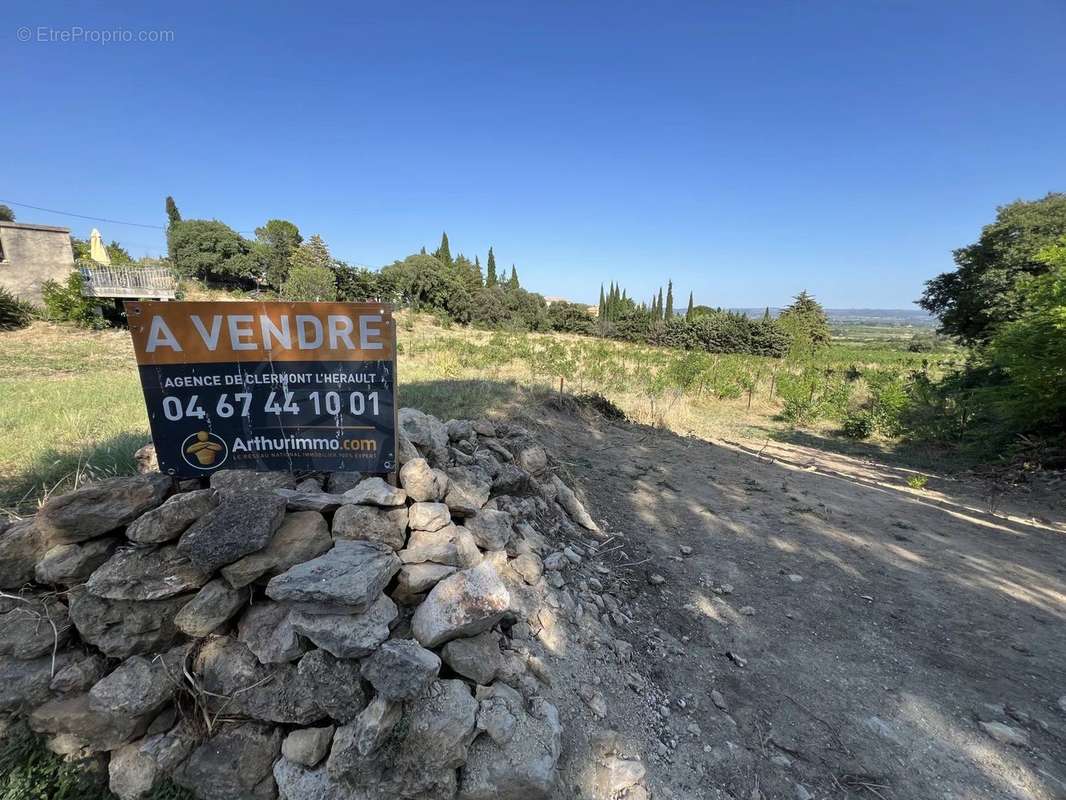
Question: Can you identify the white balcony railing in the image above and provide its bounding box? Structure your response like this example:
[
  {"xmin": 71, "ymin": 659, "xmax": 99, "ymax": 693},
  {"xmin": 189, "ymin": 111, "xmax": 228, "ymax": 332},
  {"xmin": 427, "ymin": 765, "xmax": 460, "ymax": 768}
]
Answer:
[{"xmin": 79, "ymin": 263, "xmax": 177, "ymax": 300}]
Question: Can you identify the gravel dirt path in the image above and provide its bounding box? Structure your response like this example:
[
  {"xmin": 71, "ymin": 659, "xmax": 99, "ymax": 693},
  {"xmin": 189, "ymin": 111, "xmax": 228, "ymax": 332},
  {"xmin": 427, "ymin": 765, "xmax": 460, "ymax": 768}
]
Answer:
[{"xmin": 530, "ymin": 402, "xmax": 1066, "ymax": 800}]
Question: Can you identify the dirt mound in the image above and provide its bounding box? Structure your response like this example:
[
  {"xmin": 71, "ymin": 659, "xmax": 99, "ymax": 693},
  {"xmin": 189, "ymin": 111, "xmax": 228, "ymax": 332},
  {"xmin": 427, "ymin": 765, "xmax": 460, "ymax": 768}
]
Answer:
[{"xmin": 545, "ymin": 393, "xmax": 628, "ymax": 422}]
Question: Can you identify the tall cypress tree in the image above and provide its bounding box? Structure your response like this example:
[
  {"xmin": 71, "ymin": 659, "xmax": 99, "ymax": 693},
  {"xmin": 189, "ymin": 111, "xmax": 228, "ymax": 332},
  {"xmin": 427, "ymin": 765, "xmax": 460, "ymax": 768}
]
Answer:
[
  {"xmin": 508, "ymin": 265, "xmax": 519, "ymax": 289},
  {"xmin": 656, "ymin": 287, "xmax": 664, "ymax": 320},
  {"xmin": 434, "ymin": 232, "xmax": 452, "ymax": 266},
  {"xmin": 486, "ymin": 247, "xmax": 497, "ymax": 287},
  {"xmin": 686, "ymin": 291, "xmax": 694, "ymax": 319},
  {"xmin": 598, "ymin": 284, "xmax": 606, "ymax": 318},
  {"xmin": 165, "ymin": 196, "xmax": 181, "ymax": 226},
  {"xmin": 665, "ymin": 280, "xmax": 674, "ymax": 319},
  {"xmin": 762, "ymin": 306, "xmax": 772, "ymax": 322}
]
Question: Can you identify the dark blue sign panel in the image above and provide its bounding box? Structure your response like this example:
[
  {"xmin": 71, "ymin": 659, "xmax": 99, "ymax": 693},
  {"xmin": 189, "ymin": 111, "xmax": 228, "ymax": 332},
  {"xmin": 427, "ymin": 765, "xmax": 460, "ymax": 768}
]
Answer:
[{"xmin": 127, "ymin": 301, "xmax": 397, "ymax": 478}]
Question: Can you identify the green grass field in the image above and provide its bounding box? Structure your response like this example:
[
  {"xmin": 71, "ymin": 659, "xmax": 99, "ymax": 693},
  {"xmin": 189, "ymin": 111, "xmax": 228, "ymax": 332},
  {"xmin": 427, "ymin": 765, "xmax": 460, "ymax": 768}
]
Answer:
[{"xmin": 0, "ymin": 316, "xmax": 957, "ymax": 514}]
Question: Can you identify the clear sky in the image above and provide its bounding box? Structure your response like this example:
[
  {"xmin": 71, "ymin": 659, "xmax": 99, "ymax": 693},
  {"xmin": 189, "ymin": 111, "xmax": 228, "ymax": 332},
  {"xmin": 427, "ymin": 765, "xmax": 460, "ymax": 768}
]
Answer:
[{"xmin": 4, "ymin": 1, "xmax": 1064, "ymax": 308}]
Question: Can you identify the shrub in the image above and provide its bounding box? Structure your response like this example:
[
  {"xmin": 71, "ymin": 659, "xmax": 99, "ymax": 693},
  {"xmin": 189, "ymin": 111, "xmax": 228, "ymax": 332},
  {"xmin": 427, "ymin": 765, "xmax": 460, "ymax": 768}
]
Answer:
[
  {"xmin": 469, "ymin": 285, "xmax": 547, "ymax": 332},
  {"xmin": 0, "ymin": 286, "xmax": 34, "ymax": 330},
  {"xmin": 842, "ymin": 410, "xmax": 874, "ymax": 439},
  {"xmin": 547, "ymin": 301, "xmax": 596, "ymax": 335},
  {"xmin": 281, "ymin": 264, "xmax": 337, "ymax": 301},
  {"xmin": 778, "ymin": 367, "xmax": 852, "ymax": 425},
  {"xmin": 41, "ymin": 272, "xmax": 108, "ymax": 329},
  {"xmin": 866, "ymin": 373, "xmax": 909, "ymax": 436}
]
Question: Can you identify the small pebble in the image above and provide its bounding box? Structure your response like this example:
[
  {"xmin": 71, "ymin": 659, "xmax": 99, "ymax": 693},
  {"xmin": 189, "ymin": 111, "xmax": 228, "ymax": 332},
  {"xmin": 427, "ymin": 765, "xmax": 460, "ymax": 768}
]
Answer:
[{"xmin": 648, "ymin": 573, "xmax": 666, "ymax": 586}]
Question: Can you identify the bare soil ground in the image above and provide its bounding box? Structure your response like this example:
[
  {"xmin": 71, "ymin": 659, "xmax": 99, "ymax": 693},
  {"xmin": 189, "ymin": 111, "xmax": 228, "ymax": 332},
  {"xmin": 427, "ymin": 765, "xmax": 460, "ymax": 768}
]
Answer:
[{"xmin": 527, "ymin": 401, "xmax": 1066, "ymax": 800}]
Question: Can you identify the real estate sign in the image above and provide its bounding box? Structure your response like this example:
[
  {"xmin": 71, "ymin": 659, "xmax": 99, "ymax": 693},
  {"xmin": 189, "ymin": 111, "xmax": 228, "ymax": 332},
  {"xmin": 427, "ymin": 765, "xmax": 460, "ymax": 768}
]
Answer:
[{"xmin": 126, "ymin": 300, "xmax": 397, "ymax": 478}]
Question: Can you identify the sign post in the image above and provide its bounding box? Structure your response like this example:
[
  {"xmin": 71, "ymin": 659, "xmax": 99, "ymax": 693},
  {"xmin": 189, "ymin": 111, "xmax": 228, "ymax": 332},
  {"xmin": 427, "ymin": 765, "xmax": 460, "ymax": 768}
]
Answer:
[{"xmin": 126, "ymin": 301, "xmax": 397, "ymax": 478}]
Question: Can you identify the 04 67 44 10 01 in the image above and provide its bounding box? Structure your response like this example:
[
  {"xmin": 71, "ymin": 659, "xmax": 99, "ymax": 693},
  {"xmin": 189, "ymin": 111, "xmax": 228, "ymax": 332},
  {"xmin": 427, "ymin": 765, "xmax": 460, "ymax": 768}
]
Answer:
[{"xmin": 159, "ymin": 390, "xmax": 381, "ymax": 421}]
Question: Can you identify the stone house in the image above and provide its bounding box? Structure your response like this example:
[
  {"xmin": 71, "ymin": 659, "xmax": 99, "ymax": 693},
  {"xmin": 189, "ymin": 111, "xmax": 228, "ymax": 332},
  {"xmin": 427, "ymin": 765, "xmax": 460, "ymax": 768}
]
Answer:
[{"xmin": 0, "ymin": 221, "xmax": 75, "ymax": 304}]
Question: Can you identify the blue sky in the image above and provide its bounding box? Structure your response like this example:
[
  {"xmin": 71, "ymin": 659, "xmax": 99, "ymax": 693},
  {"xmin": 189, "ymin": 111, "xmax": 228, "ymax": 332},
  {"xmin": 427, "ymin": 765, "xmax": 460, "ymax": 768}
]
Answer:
[{"xmin": 4, "ymin": 1, "xmax": 1064, "ymax": 308}]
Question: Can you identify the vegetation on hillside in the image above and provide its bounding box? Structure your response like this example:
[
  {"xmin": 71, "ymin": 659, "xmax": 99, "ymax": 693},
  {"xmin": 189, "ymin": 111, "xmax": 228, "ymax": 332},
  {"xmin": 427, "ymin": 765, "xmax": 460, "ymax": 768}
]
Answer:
[
  {"xmin": 900, "ymin": 194, "xmax": 1066, "ymax": 462},
  {"xmin": 40, "ymin": 272, "xmax": 109, "ymax": 329},
  {"xmin": 13, "ymin": 189, "xmax": 1065, "ymax": 468},
  {"xmin": 0, "ymin": 287, "xmax": 34, "ymax": 331}
]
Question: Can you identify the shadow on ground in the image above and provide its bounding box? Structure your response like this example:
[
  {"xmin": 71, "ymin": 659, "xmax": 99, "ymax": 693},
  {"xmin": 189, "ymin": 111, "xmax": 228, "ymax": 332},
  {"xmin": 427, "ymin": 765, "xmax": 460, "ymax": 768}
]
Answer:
[
  {"xmin": 525, "ymin": 398, "xmax": 1066, "ymax": 800},
  {"xmin": 770, "ymin": 427, "xmax": 972, "ymax": 475}
]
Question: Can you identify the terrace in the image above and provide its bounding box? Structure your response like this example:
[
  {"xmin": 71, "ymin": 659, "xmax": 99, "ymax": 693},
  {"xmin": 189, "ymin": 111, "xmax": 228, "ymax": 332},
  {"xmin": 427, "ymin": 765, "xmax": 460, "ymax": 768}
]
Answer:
[{"xmin": 78, "ymin": 261, "xmax": 177, "ymax": 300}]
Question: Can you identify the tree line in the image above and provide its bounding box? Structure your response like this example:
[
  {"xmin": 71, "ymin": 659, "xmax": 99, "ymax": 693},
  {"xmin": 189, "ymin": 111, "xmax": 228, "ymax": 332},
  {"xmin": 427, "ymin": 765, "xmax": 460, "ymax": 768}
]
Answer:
[{"xmin": 158, "ymin": 198, "xmax": 831, "ymax": 358}]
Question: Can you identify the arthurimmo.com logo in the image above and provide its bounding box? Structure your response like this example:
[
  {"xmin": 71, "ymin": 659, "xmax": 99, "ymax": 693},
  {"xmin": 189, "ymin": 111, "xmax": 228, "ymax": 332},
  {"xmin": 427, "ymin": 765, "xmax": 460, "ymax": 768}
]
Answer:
[{"xmin": 182, "ymin": 430, "xmax": 228, "ymax": 470}]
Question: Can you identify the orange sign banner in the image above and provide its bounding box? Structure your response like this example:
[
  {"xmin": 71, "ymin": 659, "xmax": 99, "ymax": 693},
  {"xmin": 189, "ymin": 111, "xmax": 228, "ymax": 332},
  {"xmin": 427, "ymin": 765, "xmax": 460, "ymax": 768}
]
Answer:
[{"xmin": 126, "ymin": 301, "xmax": 395, "ymax": 366}]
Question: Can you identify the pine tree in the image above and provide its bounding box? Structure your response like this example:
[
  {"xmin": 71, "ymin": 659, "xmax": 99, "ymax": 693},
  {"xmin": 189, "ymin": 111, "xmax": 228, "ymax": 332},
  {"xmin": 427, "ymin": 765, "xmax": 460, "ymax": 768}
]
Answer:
[
  {"xmin": 474, "ymin": 255, "xmax": 484, "ymax": 286},
  {"xmin": 434, "ymin": 232, "xmax": 452, "ymax": 266},
  {"xmin": 762, "ymin": 306, "xmax": 772, "ymax": 322},
  {"xmin": 420, "ymin": 246, "xmax": 426, "ymax": 255},
  {"xmin": 778, "ymin": 291, "xmax": 831, "ymax": 351},
  {"xmin": 686, "ymin": 291, "xmax": 694, "ymax": 319},
  {"xmin": 486, "ymin": 247, "xmax": 497, "ymax": 287},
  {"xmin": 656, "ymin": 287, "xmax": 664, "ymax": 320},
  {"xmin": 508, "ymin": 265, "xmax": 519, "ymax": 290},
  {"xmin": 598, "ymin": 284, "xmax": 606, "ymax": 318},
  {"xmin": 165, "ymin": 196, "xmax": 181, "ymax": 226},
  {"xmin": 665, "ymin": 280, "xmax": 674, "ymax": 319}
]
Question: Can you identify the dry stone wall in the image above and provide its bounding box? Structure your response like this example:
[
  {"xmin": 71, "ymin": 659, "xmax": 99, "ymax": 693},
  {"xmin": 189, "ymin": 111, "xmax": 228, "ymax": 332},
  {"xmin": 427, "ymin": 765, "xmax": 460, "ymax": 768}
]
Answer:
[{"xmin": 0, "ymin": 407, "xmax": 614, "ymax": 800}]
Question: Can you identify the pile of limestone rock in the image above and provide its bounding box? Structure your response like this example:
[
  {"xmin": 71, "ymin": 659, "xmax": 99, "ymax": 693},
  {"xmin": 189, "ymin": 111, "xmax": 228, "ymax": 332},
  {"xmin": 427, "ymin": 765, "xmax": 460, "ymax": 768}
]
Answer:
[{"xmin": 0, "ymin": 407, "xmax": 605, "ymax": 800}]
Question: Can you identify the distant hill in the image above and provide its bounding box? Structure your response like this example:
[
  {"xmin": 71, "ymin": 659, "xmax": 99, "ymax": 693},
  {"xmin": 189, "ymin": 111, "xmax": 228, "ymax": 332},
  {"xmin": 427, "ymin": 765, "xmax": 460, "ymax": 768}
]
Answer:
[
  {"xmin": 732, "ymin": 308, "xmax": 937, "ymax": 327},
  {"xmin": 540, "ymin": 297, "xmax": 937, "ymax": 328}
]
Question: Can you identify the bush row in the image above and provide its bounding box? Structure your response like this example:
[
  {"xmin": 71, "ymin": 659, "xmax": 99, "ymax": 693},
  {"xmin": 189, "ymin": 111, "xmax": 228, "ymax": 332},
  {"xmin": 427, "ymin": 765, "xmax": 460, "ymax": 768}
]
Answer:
[{"xmin": 601, "ymin": 312, "xmax": 790, "ymax": 357}]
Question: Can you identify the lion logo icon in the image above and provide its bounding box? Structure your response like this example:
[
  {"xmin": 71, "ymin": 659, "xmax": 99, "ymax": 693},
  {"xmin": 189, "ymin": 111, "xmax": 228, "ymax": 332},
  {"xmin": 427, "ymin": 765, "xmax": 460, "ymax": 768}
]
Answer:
[{"xmin": 181, "ymin": 431, "xmax": 228, "ymax": 470}]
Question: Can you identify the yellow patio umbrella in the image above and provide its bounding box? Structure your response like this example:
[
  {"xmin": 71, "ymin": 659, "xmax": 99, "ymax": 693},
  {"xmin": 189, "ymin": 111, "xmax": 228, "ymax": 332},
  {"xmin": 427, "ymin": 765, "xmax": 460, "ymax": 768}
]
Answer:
[{"xmin": 89, "ymin": 228, "xmax": 112, "ymax": 266}]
